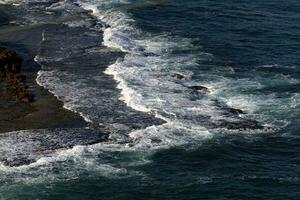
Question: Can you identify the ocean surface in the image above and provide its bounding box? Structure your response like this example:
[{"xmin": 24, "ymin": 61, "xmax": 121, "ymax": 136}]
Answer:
[{"xmin": 0, "ymin": 0, "xmax": 299, "ymax": 199}]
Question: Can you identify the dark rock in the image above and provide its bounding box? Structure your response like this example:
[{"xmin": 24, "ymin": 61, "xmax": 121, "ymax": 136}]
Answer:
[
  {"xmin": 16, "ymin": 86, "xmax": 33, "ymax": 103},
  {"xmin": 171, "ymin": 73, "xmax": 185, "ymax": 80},
  {"xmin": 0, "ymin": 47, "xmax": 33, "ymax": 103},
  {"xmin": 188, "ymin": 85, "xmax": 210, "ymax": 93},
  {"xmin": 0, "ymin": 47, "xmax": 22, "ymax": 76},
  {"xmin": 104, "ymin": 24, "xmax": 111, "ymax": 28},
  {"xmin": 217, "ymin": 119, "xmax": 264, "ymax": 130},
  {"xmin": 228, "ymin": 108, "xmax": 246, "ymax": 115},
  {"xmin": 143, "ymin": 52, "xmax": 157, "ymax": 57},
  {"xmin": 263, "ymin": 126, "xmax": 275, "ymax": 132}
]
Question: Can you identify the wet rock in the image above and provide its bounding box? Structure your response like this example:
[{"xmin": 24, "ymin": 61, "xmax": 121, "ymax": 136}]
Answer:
[
  {"xmin": 25, "ymin": 0, "xmax": 61, "ymax": 7},
  {"xmin": 104, "ymin": 24, "xmax": 111, "ymax": 28},
  {"xmin": 263, "ymin": 126, "xmax": 275, "ymax": 132},
  {"xmin": 143, "ymin": 52, "xmax": 157, "ymax": 57},
  {"xmin": 0, "ymin": 47, "xmax": 33, "ymax": 103},
  {"xmin": 228, "ymin": 108, "xmax": 246, "ymax": 115},
  {"xmin": 188, "ymin": 85, "xmax": 210, "ymax": 93},
  {"xmin": 218, "ymin": 119, "xmax": 264, "ymax": 130},
  {"xmin": 0, "ymin": 47, "xmax": 22, "ymax": 76},
  {"xmin": 171, "ymin": 73, "xmax": 185, "ymax": 80}
]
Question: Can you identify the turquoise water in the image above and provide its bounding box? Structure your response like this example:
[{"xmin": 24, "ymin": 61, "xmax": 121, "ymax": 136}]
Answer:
[{"xmin": 0, "ymin": 0, "xmax": 299, "ymax": 199}]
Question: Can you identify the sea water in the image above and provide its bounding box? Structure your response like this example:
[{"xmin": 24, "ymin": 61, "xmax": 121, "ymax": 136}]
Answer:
[{"xmin": 0, "ymin": 0, "xmax": 299, "ymax": 199}]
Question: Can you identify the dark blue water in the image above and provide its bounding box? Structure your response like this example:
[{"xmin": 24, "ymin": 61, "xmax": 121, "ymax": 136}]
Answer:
[
  {"xmin": 0, "ymin": 0, "xmax": 299, "ymax": 199},
  {"xmin": 131, "ymin": 0, "xmax": 300, "ymax": 124}
]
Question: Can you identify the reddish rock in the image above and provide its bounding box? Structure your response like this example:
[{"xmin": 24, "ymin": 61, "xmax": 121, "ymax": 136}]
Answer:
[
  {"xmin": 0, "ymin": 47, "xmax": 22, "ymax": 76},
  {"xmin": 0, "ymin": 47, "xmax": 33, "ymax": 103}
]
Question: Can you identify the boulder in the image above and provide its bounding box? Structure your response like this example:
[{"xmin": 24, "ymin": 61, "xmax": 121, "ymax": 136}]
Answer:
[
  {"xmin": 171, "ymin": 73, "xmax": 185, "ymax": 80},
  {"xmin": 228, "ymin": 108, "xmax": 245, "ymax": 115},
  {"xmin": 188, "ymin": 85, "xmax": 210, "ymax": 93}
]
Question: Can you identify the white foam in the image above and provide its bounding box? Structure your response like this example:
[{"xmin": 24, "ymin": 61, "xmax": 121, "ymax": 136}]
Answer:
[
  {"xmin": 203, "ymin": 74, "xmax": 297, "ymax": 128},
  {"xmin": 76, "ymin": 0, "xmax": 258, "ymax": 134},
  {"xmin": 290, "ymin": 93, "xmax": 300, "ymax": 109},
  {"xmin": 25, "ymin": 1, "xmax": 295, "ymax": 177},
  {"xmin": 261, "ymin": 64, "xmax": 297, "ymax": 69},
  {"xmin": 2, "ymin": 0, "xmax": 295, "ymax": 185},
  {"xmin": 35, "ymin": 68, "xmax": 93, "ymax": 123},
  {"xmin": 33, "ymin": 0, "xmax": 289, "ymax": 148},
  {"xmin": 0, "ymin": 0, "xmax": 20, "ymax": 5},
  {"xmin": 0, "ymin": 119, "xmax": 212, "ymax": 178},
  {"xmin": 129, "ymin": 122, "xmax": 212, "ymax": 149},
  {"xmin": 0, "ymin": 121, "xmax": 210, "ymax": 182},
  {"xmin": 0, "ymin": 141, "xmax": 134, "ymax": 181},
  {"xmin": 105, "ymin": 61, "xmax": 151, "ymax": 113}
]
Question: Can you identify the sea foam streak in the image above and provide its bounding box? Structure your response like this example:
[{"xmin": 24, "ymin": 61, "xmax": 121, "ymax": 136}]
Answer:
[{"xmin": 0, "ymin": 0, "xmax": 20, "ymax": 5}]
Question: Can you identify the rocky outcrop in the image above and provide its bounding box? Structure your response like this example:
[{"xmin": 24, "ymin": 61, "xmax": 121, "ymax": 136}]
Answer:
[
  {"xmin": 188, "ymin": 85, "xmax": 210, "ymax": 93},
  {"xmin": 0, "ymin": 47, "xmax": 33, "ymax": 103}
]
